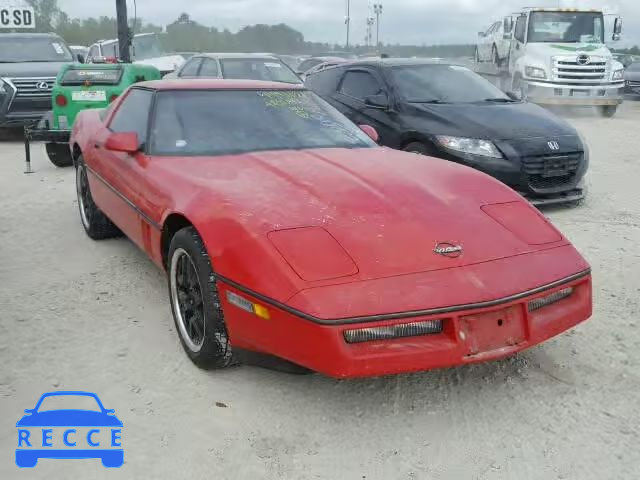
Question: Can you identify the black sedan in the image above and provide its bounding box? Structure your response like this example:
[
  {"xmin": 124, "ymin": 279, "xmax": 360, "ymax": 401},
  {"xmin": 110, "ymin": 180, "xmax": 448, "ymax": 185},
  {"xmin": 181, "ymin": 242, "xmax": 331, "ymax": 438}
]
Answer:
[
  {"xmin": 306, "ymin": 59, "xmax": 588, "ymax": 206},
  {"xmin": 624, "ymin": 62, "xmax": 640, "ymax": 97}
]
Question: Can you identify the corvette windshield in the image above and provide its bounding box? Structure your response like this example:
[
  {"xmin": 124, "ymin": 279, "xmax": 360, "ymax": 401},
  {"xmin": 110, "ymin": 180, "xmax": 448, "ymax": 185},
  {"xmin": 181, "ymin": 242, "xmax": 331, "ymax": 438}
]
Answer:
[{"xmin": 150, "ymin": 90, "xmax": 376, "ymax": 156}]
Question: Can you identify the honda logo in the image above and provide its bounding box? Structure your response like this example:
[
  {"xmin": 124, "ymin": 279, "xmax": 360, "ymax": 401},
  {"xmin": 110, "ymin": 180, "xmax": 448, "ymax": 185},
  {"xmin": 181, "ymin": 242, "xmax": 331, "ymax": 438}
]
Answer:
[
  {"xmin": 35, "ymin": 81, "xmax": 49, "ymax": 90},
  {"xmin": 547, "ymin": 141, "xmax": 560, "ymax": 151}
]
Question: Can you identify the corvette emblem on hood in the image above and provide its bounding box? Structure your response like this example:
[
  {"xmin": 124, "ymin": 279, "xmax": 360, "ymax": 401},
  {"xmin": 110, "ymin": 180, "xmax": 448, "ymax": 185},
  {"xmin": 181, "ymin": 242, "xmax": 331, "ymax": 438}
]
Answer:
[{"xmin": 433, "ymin": 242, "xmax": 463, "ymax": 258}]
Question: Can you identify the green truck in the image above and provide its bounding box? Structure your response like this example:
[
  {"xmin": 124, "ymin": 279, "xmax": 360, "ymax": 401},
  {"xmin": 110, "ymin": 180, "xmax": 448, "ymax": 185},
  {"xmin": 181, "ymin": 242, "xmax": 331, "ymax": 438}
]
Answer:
[{"xmin": 27, "ymin": 63, "xmax": 161, "ymax": 167}]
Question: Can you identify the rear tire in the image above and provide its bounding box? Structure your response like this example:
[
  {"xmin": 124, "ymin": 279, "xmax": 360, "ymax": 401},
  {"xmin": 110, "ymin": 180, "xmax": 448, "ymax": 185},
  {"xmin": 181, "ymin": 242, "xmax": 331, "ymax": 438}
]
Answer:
[
  {"xmin": 168, "ymin": 227, "xmax": 234, "ymax": 369},
  {"xmin": 600, "ymin": 105, "xmax": 618, "ymax": 118},
  {"xmin": 76, "ymin": 155, "xmax": 121, "ymax": 240},
  {"xmin": 403, "ymin": 142, "xmax": 430, "ymax": 155},
  {"xmin": 46, "ymin": 143, "xmax": 73, "ymax": 167}
]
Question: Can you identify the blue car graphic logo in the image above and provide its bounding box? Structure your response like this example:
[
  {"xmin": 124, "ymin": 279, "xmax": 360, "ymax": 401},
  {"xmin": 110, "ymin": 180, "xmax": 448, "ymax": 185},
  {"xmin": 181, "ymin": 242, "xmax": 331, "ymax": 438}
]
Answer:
[{"xmin": 16, "ymin": 391, "xmax": 123, "ymax": 468}]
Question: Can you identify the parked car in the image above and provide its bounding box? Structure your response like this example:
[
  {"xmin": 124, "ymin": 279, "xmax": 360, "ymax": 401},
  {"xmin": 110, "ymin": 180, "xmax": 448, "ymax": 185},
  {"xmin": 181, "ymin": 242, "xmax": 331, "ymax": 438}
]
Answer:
[
  {"xmin": 624, "ymin": 62, "xmax": 640, "ymax": 96},
  {"xmin": 306, "ymin": 58, "xmax": 589, "ymax": 206},
  {"xmin": 69, "ymin": 78, "xmax": 592, "ymax": 378},
  {"xmin": 69, "ymin": 45, "xmax": 89, "ymax": 63},
  {"xmin": 301, "ymin": 59, "xmax": 349, "ymax": 81},
  {"xmin": 164, "ymin": 53, "xmax": 302, "ymax": 83},
  {"xmin": 0, "ymin": 33, "xmax": 75, "ymax": 128},
  {"xmin": 295, "ymin": 56, "xmax": 345, "ymax": 76},
  {"xmin": 87, "ymin": 33, "xmax": 184, "ymax": 76},
  {"xmin": 475, "ymin": 20, "xmax": 510, "ymax": 66}
]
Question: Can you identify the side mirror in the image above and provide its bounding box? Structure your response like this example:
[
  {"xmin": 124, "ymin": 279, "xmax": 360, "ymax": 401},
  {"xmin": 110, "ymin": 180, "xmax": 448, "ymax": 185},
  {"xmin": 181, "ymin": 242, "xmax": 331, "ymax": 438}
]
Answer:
[
  {"xmin": 364, "ymin": 93, "xmax": 389, "ymax": 110},
  {"xmin": 613, "ymin": 17, "xmax": 622, "ymax": 36},
  {"xmin": 105, "ymin": 409, "xmax": 115, "ymax": 415},
  {"xmin": 359, "ymin": 124, "xmax": 379, "ymax": 143},
  {"xmin": 105, "ymin": 132, "xmax": 140, "ymax": 153},
  {"xmin": 76, "ymin": 53, "xmax": 85, "ymax": 64},
  {"xmin": 92, "ymin": 56, "xmax": 106, "ymax": 64}
]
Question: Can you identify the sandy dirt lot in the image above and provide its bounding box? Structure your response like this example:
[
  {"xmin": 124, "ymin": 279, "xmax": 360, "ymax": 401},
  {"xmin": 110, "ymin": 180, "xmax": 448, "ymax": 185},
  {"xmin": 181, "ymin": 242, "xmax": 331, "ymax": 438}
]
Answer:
[{"xmin": 1, "ymin": 102, "xmax": 639, "ymax": 479}]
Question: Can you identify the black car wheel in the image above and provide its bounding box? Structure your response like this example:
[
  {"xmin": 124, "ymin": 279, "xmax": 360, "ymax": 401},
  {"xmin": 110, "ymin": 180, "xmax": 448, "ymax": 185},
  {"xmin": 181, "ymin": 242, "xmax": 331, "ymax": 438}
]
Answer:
[
  {"xmin": 168, "ymin": 226, "xmax": 234, "ymax": 369},
  {"xmin": 46, "ymin": 143, "xmax": 74, "ymax": 167},
  {"xmin": 75, "ymin": 155, "xmax": 121, "ymax": 240},
  {"xmin": 600, "ymin": 105, "xmax": 618, "ymax": 118}
]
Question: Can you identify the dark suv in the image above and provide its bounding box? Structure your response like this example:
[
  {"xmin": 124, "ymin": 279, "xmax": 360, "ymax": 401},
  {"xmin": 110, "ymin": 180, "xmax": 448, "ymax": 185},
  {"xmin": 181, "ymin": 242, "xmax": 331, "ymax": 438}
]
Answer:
[
  {"xmin": 306, "ymin": 59, "xmax": 589, "ymax": 206},
  {"xmin": 0, "ymin": 33, "xmax": 75, "ymax": 128}
]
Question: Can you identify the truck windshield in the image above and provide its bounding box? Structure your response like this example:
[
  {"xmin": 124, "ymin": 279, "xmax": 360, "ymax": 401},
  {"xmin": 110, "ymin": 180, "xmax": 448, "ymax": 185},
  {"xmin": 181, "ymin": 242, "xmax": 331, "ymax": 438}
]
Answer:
[
  {"xmin": 133, "ymin": 35, "xmax": 166, "ymax": 60},
  {"xmin": 528, "ymin": 12, "xmax": 604, "ymax": 44},
  {"xmin": 0, "ymin": 37, "xmax": 73, "ymax": 62},
  {"xmin": 390, "ymin": 64, "xmax": 510, "ymax": 104}
]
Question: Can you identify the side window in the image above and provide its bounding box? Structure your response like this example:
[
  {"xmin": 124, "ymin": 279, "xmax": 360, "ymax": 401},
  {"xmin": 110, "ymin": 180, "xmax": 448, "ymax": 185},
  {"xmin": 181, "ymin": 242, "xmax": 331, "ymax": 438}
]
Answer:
[
  {"xmin": 109, "ymin": 89, "xmax": 154, "ymax": 145},
  {"xmin": 179, "ymin": 58, "xmax": 202, "ymax": 77},
  {"xmin": 514, "ymin": 16, "xmax": 526, "ymax": 42},
  {"xmin": 102, "ymin": 42, "xmax": 118, "ymax": 58},
  {"xmin": 339, "ymin": 71, "xmax": 383, "ymax": 100},
  {"xmin": 198, "ymin": 59, "xmax": 219, "ymax": 77}
]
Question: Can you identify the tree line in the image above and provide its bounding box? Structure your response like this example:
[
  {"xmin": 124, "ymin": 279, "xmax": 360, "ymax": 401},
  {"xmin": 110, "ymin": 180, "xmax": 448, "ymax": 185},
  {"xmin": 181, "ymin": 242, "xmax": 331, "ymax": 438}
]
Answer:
[{"xmin": 23, "ymin": 1, "xmax": 637, "ymax": 58}]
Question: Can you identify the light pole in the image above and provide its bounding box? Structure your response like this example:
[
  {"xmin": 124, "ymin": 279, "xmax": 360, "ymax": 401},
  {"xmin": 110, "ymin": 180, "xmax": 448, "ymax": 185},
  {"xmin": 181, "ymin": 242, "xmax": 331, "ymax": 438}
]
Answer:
[
  {"xmin": 366, "ymin": 17, "xmax": 375, "ymax": 48},
  {"xmin": 345, "ymin": 0, "xmax": 351, "ymax": 50},
  {"xmin": 374, "ymin": 3, "xmax": 383, "ymax": 52}
]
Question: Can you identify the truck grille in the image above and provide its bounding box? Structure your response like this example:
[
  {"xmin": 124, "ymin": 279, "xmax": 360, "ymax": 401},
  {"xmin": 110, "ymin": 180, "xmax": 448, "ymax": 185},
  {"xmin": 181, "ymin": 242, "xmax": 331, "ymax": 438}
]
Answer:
[
  {"xmin": 553, "ymin": 57, "xmax": 608, "ymax": 84},
  {"xmin": 522, "ymin": 153, "xmax": 582, "ymax": 192}
]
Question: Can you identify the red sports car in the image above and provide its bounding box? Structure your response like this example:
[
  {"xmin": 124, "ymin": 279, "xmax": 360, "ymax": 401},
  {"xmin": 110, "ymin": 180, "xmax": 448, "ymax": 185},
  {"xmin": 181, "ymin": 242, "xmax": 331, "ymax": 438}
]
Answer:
[{"xmin": 70, "ymin": 79, "xmax": 592, "ymax": 378}]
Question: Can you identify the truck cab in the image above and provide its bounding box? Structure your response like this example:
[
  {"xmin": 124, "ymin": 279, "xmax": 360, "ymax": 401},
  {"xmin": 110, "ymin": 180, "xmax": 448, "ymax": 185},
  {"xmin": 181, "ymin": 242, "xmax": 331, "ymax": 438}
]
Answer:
[{"xmin": 505, "ymin": 8, "xmax": 624, "ymax": 116}]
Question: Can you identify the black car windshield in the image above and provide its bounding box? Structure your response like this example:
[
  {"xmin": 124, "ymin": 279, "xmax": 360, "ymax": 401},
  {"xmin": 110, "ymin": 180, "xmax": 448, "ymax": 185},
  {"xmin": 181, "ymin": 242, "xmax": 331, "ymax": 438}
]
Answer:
[
  {"xmin": 150, "ymin": 90, "xmax": 376, "ymax": 156},
  {"xmin": 528, "ymin": 12, "xmax": 604, "ymax": 43},
  {"xmin": 220, "ymin": 59, "xmax": 301, "ymax": 83},
  {"xmin": 0, "ymin": 37, "xmax": 73, "ymax": 62},
  {"xmin": 390, "ymin": 64, "xmax": 510, "ymax": 103}
]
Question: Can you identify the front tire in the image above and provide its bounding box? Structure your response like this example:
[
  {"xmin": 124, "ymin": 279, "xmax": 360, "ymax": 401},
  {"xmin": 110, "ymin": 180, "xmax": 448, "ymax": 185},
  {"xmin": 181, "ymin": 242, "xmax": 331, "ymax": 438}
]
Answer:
[
  {"xmin": 600, "ymin": 105, "xmax": 618, "ymax": 118},
  {"xmin": 46, "ymin": 143, "xmax": 73, "ymax": 167},
  {"xmin": 168, "ymin": 227, "xmax": 234, "ymax": 369},
  {"xmin": 76, "ymin": 155, "xmax": 121, "ymax": 240}
]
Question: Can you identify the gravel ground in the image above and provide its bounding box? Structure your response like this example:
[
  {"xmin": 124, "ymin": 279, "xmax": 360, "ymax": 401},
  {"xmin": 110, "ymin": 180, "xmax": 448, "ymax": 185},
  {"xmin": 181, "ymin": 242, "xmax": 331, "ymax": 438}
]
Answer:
[{"xmin": 1, "ymin": 102, "xmax": 639, "ymax": 479}]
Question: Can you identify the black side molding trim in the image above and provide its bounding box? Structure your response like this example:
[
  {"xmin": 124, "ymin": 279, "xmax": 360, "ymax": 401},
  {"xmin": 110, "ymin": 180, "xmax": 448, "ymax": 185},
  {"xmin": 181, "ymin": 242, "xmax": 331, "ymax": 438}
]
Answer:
[
  {"xmin": 86, "ymin": 165, "xmax": 162, "ymax": 231},
  {"xmin": 214, "ymin": 269, "xmax": 591, "ymax": 326}
]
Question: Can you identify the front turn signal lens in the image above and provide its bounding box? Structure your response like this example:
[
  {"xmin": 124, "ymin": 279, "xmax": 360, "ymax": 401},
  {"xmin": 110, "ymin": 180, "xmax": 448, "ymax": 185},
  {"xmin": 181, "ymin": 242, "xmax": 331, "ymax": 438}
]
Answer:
[{"xmin": 226, "ymin": 291, "xmax": 270, "ymax": 320}]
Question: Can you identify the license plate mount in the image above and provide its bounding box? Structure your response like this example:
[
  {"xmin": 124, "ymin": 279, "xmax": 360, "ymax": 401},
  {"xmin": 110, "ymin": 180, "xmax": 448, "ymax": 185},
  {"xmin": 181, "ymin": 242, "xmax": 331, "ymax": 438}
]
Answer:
[
  {"xmin": 459, "ymin": 305, "xmax": 526, "ymax": 356},
  {"xmin": 71, "ymin": 90, "xmax": 107, "ymax": 102}
]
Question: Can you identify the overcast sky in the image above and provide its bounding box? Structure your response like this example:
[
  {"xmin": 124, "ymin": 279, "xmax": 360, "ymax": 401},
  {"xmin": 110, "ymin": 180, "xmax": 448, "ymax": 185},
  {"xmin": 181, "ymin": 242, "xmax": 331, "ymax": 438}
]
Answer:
[{"xmin": 57, "ymin": 0, "xmax": 638, "ymax": 46}]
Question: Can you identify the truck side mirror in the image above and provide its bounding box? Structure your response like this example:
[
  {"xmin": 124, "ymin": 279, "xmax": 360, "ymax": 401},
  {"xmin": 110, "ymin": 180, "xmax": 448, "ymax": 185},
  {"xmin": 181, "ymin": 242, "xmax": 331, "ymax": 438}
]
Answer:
[{"xmin": 76, "ymin": 53, "xmax": 85, "ymax": 64}]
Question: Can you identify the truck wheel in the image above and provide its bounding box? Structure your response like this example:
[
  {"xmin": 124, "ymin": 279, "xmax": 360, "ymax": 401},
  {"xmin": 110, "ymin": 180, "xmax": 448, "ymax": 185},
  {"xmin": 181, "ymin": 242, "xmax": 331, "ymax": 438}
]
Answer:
[
  {"xmin": 46, "ymin": 143, "xmax": 73, "ymax": 167},
  {"xmin": 492, "ymin": 45, "xmax": 501, "ymax": 67},
  {"xmin": 168, "ymin": 226, "xmax": 235, "ymax": 369},
  {"xmin": 76, "ymin": 156, "xmax": 122, "ymax": 240},
  {"xmin": 600, "ymin": 105, "xmax": 618, "ymax": 118}
]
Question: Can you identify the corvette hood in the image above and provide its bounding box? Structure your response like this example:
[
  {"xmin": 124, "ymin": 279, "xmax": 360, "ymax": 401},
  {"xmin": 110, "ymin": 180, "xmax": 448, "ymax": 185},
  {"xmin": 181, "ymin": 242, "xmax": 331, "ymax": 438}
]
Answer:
[
  {"xmin": 406, "ymin": 102, "xmax": 576, "ymax": 140},
  {"xmin": 160, "ymin": 148, "xmax": 567, "ymax": 284}
]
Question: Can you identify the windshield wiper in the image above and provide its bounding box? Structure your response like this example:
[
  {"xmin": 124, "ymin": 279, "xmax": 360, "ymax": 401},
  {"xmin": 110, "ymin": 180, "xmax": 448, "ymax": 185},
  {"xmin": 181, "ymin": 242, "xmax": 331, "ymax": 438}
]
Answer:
[
  {"xmin": 413, "ymin": 99, "xmax": 450, "ymax": 104},
  {"xmin": 482, "ymin": 98, "xmax": 517, "ymax": 103}
]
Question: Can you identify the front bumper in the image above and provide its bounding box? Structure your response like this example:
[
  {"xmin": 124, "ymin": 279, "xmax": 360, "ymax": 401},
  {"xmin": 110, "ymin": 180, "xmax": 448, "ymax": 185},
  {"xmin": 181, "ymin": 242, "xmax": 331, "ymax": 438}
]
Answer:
[
  {"xmin": 524, "ymin": 79, "xmax": 624, "ymax": 105},
  {"xmin": 219, "ymin": 264, "xmax": 592, "ymax": 378}
]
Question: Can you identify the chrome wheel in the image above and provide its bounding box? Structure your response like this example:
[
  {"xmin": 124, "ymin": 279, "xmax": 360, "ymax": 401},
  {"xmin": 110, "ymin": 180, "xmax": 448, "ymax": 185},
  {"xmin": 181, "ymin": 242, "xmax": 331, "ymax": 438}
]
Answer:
[
  {"xmin": 170, "ymin": 248, "xmax": 205, "ymax": 353},
  {"xmin": 76, "ymin": 163, "xmax": 93, "ymax": 229}
]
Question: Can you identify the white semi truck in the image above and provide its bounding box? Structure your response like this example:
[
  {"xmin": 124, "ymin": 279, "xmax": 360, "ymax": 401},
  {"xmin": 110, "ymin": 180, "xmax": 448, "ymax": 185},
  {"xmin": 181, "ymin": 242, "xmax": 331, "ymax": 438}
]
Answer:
[{"xmin": 477, "ymin": 8, "xmax": 625, "ymax": 117}]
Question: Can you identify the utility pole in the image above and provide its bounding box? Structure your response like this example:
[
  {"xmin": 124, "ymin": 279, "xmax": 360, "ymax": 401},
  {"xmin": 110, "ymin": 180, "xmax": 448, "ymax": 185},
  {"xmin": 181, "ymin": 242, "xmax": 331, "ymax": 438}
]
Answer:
[
  {"xmin": 366, "ymin": 17, "xmax": 375, "ymax": 48},
  {"xmin": 345, "ymin": 0, "xmax": 351, "ymax": 50},
  {"xmin": 374, "ymin": 3, "xmax": 383, "ymax": 52},
  {"xmin": 115, "ymin": 0, "xmax": 131, "ymax": 62}
]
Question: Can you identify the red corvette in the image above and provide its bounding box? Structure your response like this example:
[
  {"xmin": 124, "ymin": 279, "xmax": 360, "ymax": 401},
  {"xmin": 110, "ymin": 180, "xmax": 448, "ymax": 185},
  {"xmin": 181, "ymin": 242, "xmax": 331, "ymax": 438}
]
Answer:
[{"xmin": 70, "ymin": 79, "xmax": 592, "ymax": 378}]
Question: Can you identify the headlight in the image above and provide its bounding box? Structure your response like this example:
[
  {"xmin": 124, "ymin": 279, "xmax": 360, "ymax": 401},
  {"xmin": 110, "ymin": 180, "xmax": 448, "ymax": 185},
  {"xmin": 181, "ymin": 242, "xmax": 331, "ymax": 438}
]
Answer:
[
  {"xmin": 612, "ymin": 69, "xmax": 624, "ymax": 81},
  {"xmin": 525, "ymin": 66, "xmax": 547, "ymax": 79},
  {"xmin": 435, "ymin": 135, "xmax": 503, "ymax": 159}
]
